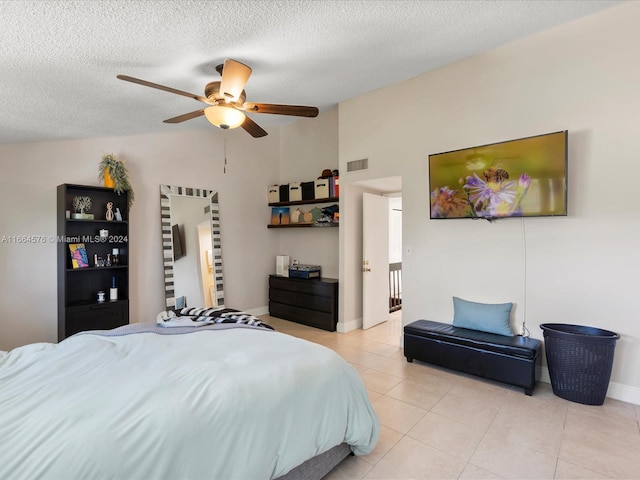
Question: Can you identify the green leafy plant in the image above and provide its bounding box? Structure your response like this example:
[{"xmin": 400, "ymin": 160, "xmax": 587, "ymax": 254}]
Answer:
[{"xmin": 98, "ymin": 153, "xmax": 135, "ymax": 210}]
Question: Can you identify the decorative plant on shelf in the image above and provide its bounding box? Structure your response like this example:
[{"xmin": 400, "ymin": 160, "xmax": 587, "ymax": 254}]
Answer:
[
  {"xmin": 72, "ymin": 196, "xmax": 92, "ymax": 214},
  {"xmin": 71, "ymin": 196, "xmax": 94, "ymax": 219},
  {"xmin": 98, "ymin": 153, "xmax": 135, "ymax": 211}
]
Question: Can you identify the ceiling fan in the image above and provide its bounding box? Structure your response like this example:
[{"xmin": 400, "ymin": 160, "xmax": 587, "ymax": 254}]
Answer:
[{"xmin": 117, "ymin": 59, "xmax": 319, "ymax": 138}]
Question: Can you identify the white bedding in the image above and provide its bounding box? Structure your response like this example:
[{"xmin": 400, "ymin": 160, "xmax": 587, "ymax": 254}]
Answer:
[{"xmin": 0, "ymin": 325, "xmax": 379, "ymax": 479}]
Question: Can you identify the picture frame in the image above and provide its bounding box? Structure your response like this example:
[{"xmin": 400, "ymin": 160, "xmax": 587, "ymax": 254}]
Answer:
[
  {"xmin": 270, "ymin": 207, "xmax": 290, "ymax": 225},
  {"xmin": 68, "ymin": 243, "xmax": 89, "ymax": 268}
]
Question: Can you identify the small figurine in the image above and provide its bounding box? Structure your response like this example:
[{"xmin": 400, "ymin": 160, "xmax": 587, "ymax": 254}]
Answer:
[
  {"xmin": 114, "ymin": 207, "xmax": 123, "ymax": 221},
  {"xmin": 105, "ymin": 201, "xmax": 114, "ymax": 221}
]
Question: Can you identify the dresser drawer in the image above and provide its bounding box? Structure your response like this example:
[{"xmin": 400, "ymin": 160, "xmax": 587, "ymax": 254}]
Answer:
[
  {"xmin": 269, "ymin": 276, "xmax": 336, "ymax": 297},
  {"xmin": 269, "ymin": 288, "xmax": 333, "ymax": 313},
  {"xmin": 268, "ymin": 275, "xmax": 338, "ymax": 331},
  {"xmin": 65, "ymin": 300, "xmax": 129, "ymax": 337},
  {"xmin": 269, "ymin": 301, "xmax": 335, "ymax": 331}
]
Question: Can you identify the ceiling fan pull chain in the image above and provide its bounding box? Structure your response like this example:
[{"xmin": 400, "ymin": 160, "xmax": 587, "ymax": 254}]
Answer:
[{"xmin": 223, "ymin": 132, "xmax": 228, "ymax": 174}]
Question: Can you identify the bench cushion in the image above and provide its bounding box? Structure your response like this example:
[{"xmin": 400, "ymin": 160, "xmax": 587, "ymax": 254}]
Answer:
[{"xmin": 404, "ymin": 320, "xmax": 541, "ymax": 360}]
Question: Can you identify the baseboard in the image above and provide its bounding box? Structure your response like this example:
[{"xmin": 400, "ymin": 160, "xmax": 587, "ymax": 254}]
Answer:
[
  {"xmin": 337, "ymin": 317, "xmax": 362, "ymax": 333},
  {"xmin": 247, "ymin": 306, "xmax": 269, "ymax": 317},
  {"xmin": 539, "ymin": 366, "xmax": 640, "ymax": 406},
  {"xmin": 538, "ymin": 366, "xmax": 551, "ymax": 384},
  {"xmin": 607, "ymin": 381, "xmax": 640, "ymax": 406}
]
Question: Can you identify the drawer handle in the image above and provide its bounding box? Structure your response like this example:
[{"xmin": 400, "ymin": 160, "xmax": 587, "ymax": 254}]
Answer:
[{"xmin": 90, "ymin": 304, "xmax": 112, "ymax": 310}]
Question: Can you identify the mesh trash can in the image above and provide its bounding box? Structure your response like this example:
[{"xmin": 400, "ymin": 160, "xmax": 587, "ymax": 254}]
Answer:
[{"xmin": 540, "ymin": 323, "xmax": 619, "ymax": 405}]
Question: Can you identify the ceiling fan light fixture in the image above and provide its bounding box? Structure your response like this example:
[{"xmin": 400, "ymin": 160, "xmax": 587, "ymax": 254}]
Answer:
[
  {"xmin": 117, "ymin": 58, "xmax": 317, "ymax": 138},
  {"xmin": 204, "ymin": 106, "xmax": 245, "ymax": 130},
  {"xmin": 219, "ymin": 59, "xmax": 252, "ymax": 103}
]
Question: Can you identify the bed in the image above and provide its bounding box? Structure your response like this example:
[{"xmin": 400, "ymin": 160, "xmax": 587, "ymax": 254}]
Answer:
[{"xmin": 0, "ymin": 311, "xmax": 379, "ymax": 479}]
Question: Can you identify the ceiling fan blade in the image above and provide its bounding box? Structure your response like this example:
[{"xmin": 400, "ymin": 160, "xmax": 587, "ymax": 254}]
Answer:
[
  {"xmin": 241, "ymin": 103, "xmax": 319, "ymax": 117},
  {"xmin": 117, "ymin": 75, "xmax": 212, "ymax": 104},
  {"xmin": 163, "ymin": 109, "xmax": 205, "ymax": 124},
  {"xmin": 241, "ymin": 115, "xmax": 268, "ymax": 138},
  {"xmin": 219, "ymin": 59, "xmax": 252, "ymax": 103}
]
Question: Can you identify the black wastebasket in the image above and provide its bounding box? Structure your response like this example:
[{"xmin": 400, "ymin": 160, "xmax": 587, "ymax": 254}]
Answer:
[{"xmin": 540, "ymin": 323, "xmax": 619, "ymax": 406}]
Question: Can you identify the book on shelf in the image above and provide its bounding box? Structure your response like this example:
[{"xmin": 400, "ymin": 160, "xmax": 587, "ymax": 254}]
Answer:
[{"xmin": 328, "ymin": 176, "xmax": 340, "ymax": 197}]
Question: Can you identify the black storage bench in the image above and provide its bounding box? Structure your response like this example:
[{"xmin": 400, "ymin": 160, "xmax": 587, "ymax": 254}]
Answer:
[{"xmin": 404, "ymin": 320, "xmax": 542, "ymax": 395}]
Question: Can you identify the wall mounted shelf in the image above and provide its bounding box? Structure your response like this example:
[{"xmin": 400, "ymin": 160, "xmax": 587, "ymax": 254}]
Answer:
[
  {"xmin": 268, "ymin": 223, "xmax": 338, "ymax": 229},
  {"xmin": 268, "ymin": 197, "xmax": 339, "ymax": 207}
]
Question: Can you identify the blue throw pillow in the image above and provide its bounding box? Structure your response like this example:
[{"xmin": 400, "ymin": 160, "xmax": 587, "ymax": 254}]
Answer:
[{"xmin": 452, "ymin": 297, "xmax": 514, "ymax": 336}]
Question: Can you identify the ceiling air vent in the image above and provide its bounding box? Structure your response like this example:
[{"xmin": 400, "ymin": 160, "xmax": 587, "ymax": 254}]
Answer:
[{"xmin": 347, "ymin": 158, "xmax": 368, "ymax": 172}]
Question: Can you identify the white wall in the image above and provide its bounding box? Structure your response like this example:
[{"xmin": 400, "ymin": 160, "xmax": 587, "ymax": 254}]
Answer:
[
  {"xmin": 276, "ymin": 108, "xmax": 339, "ymax": 278},
  {"xmin": 338, "ymin": 2, "xmax": 640, "ymax": 403},
  {"xmin": 0, "ymin": 127, "xmax": 280, "ymax": 350}
]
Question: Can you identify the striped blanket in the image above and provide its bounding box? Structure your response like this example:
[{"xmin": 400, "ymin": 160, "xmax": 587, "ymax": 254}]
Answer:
[
  {"xmin": 159, "ymin": 307, "xmax": 274, "ymax": 330},
  {"xmin": 73, "ymin": 308, "xmax": 274, "ymax": 338}
]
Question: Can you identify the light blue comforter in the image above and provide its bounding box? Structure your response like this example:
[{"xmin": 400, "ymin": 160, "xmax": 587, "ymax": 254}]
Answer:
[{"xmin": 0, "ymin": 325, "xmax": 379, "ymax": 479}]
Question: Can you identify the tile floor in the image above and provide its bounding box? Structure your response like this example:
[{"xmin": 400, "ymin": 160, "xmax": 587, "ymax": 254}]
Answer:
[{"xmin": 263, "ymin": 311, "xmax": 640, "ymax": 480}]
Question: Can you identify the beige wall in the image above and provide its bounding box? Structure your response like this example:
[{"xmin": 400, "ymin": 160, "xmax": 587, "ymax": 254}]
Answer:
[
  {"xmin": 277, "ymin": 108, "xmax": 339, "ymax": 278},
  {"xmin": 338, "ymin": 2, "xmax": 640, "ymax": 403},
  {"xmin": 0, "ymin": 127, "xmax": 281, "ymax": 350}
]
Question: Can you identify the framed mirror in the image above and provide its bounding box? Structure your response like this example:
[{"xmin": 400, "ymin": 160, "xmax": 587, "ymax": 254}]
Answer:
[{"xmin": 160, "ymin": 185, "xmax": 224, "ymax": 310}]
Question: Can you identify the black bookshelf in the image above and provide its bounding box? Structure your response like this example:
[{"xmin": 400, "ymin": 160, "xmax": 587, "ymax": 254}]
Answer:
[{"xmin": 57, "ymin": 184, "xmax": 129, "ymax": 341}]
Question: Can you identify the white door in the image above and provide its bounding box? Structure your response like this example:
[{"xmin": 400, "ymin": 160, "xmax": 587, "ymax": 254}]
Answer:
[
  {"xmin": 363, "ymin": 193, "xmax": 390, "ymax": 329},
  {"xmin": 196, "ymin": 221, "xmax": 214, "ymax": 307}
]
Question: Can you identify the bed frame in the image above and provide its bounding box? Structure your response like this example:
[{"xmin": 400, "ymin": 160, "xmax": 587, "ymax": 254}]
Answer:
[{"xmin": 276, "ymin": 443, "xmax": 351, "ymax": 480}]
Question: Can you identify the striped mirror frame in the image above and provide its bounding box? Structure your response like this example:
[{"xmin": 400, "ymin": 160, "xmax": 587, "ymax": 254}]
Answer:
[{"xmin": 160, "ymin": 184, "xmax": 224, "ymax": 310}]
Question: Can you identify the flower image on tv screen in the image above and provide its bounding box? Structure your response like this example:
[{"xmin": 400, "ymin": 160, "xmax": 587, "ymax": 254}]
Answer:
[{"xmin": 429, "ymin": 130, "xmax": 567, "ymax": 220}]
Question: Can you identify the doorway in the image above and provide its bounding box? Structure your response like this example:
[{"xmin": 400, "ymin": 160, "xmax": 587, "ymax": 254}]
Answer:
[
  {"xmin": 354, "ymin": 177, "xmax": 402, "ymax": 331},
  {"xmin": 337, "ymin": 176, "xmax": 402, "ymax": 333}
]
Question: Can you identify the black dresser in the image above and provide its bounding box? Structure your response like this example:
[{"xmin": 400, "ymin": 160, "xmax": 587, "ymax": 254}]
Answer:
[{"xmin": 268, "ymin": 275, "xmax": 338, "ymax": 331}]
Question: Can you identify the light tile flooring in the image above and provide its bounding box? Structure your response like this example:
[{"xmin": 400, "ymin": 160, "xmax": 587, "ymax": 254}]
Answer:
[{"xmin": 263, "ymin": 312, "xmax": 640, "ymax": 480}]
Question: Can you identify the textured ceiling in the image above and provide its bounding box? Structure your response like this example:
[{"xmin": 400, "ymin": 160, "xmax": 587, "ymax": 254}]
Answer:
[{"xmin": 0, "ymin": 0, "xmax": 622, "ymax": 144}]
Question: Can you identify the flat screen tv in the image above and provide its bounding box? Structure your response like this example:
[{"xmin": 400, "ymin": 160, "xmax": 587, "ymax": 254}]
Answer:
[
  {"xmin": 172, "ymin": 224, "xmax": 185, "ymax": 261},
  {"xmin": 429, "ymin": 130, "xmax": 567, "ymax": 220}
]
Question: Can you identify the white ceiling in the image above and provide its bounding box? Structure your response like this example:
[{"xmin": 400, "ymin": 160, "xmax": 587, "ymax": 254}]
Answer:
[{"xmin": 0, "ymin": 0, "xmax": 622, "ymax": 144}]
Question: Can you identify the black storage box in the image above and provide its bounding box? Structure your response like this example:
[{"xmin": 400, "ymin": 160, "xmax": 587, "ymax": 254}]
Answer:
[
  {"xmin": 278, "ymin": 184, "xmax": 289, "ymax": 203},
  {"xmin": 404, "ymin": 320, "xmax": 541, "ymax": 396},
  {"xmin": 301, "ymin": 181, "xmax": 315, "ymax": 200}
]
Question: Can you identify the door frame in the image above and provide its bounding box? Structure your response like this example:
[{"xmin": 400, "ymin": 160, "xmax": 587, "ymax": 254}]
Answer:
[{"xmin": 337, "ymin": 176, "xmax": 402, "ymax": 332}]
